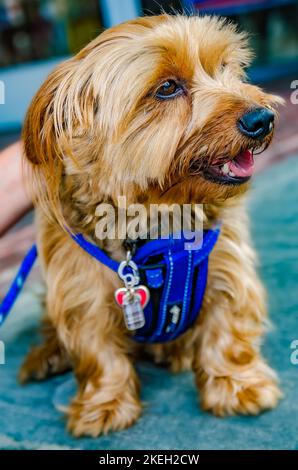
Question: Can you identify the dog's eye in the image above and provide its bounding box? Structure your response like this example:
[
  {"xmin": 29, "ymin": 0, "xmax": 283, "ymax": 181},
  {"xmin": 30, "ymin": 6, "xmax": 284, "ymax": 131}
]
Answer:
[{"xmin": 156, "ymin": 80, "xmax": 184, "ymax": 100}]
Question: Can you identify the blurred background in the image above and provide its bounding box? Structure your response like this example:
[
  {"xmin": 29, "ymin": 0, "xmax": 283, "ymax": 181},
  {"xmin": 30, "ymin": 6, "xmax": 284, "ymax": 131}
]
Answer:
[{"xmin": 0, "ymin": 0, "xmax": 298, "ymax": 134}]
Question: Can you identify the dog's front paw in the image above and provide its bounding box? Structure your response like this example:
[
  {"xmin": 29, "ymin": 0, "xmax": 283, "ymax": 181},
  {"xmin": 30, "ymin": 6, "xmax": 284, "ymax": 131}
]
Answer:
[
  {"xmin": 67, "ymin": 390, "xmax": 142, "ymax": 437},
  {"xmin": 198, "ymin": 361, "xmax": 282, "ymax": 416},
  {"xmin": 19, "ymin": 344, "xmax": 71, "ymax": 383}
]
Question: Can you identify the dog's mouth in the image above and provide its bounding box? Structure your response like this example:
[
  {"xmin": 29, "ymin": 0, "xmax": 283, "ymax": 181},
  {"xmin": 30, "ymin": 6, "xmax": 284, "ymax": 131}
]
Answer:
[{"xmin": 203, "ymin": 149, "xmax": 254, "ymax": 186}]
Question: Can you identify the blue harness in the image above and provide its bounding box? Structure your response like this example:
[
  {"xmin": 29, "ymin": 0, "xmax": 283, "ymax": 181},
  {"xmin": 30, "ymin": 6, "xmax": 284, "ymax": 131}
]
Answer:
[{"xmin": 0, "ymin": 227, "xmax": 220, "ymax": 343}]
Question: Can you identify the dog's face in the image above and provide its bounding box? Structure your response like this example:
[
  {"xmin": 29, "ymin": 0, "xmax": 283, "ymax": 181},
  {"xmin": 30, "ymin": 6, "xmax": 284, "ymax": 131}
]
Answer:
[{"xmin": 23, "ymin": 14, "xmax": 281, "ymax": 224}]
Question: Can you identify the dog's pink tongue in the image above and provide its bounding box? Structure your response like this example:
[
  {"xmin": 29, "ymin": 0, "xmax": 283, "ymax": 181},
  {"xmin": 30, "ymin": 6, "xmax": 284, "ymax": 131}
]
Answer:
[{"xmin": 229, "ymin": 150, "xmax": 254, "ymax": 177}]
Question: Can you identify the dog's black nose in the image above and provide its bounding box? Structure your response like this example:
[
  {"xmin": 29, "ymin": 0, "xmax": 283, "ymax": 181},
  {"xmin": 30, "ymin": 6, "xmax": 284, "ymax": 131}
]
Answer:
[{"xmin": 238, "ymin": 108, "xmax": 274, "ymax": 139}]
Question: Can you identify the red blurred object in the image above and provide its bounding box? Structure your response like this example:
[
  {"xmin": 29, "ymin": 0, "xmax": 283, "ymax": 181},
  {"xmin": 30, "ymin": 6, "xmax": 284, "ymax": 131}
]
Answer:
[
  {"xmin": 193, "ymin": 0, "xmax": 261, "ymax": 7},
  {"xmin": 189, "ymin": 0, "xmax": 296, "ymax": 13}
]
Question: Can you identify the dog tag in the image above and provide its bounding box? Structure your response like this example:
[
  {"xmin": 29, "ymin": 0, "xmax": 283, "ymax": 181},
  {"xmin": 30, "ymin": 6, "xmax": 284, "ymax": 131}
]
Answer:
[
  {"xmin": 115, "ymin": 287, "xmax": 149, "ymax": 331},
  {"xmin": 121, "ymin": 291, "xmax": 146, "ymax": 331},
  {"xmin": 115, "ymin": 254, "xmax": 149, "ymax": 331}
]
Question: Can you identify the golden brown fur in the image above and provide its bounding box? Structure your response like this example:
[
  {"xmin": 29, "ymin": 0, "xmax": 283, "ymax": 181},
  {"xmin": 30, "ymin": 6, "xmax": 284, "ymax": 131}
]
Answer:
[{"xmin": 20, "ymin": 14, "xmax": 282, "ymax": 436}]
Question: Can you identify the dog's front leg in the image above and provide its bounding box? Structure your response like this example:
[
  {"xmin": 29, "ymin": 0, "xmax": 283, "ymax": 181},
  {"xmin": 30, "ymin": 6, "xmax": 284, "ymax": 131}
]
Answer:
[
  {"xmin": 65, "ymin": 306, "xmax": 142, "ymax": 437},
  {"xmin": 193, "ymin": 228, "xmax": 282, "ymax": 416}
]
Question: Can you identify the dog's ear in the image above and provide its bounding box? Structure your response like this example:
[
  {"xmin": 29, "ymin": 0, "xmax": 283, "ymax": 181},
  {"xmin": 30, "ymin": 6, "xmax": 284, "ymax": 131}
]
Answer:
[
  {"xmin": 22, "ymin": 65, "xmax": 60, "ymax": 224},
  {"xmin": 23, "ymin": 66, "xmax": 60, "ymax": 167},
  {"xmin": 22, "ymin": 56, "xmax": 97, "ymax": 224}
]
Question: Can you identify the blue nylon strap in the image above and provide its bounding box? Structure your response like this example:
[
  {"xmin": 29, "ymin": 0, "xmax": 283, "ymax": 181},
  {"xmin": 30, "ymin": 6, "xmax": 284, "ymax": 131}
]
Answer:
[
  {"xmin": 71, "ymin": 227, "xmax": 220, "ymax": 274},
  {"xmin": 133, "ymin": 226, "xmax": 220, "ymax": 268},
  {"xmin": 150, "ymin": 248, "xmax": 175, "ymax": 342},
  {"xmin": 70, "ymin": 233, "xmax": 120, "ymax": 272},
  {"xmin": 170, "ymin": 249, "xmax": 195, "ymax": 340},
  {"xmin": 0, "ymin": 244, "xmax": 38, "ymax": 326}
]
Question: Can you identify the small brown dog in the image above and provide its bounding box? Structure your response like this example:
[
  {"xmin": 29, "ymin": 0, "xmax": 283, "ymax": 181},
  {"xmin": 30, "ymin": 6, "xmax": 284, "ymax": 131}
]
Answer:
[{"xmin": 20, "ymin": 14, "xmax": 282, "ymax": 437}]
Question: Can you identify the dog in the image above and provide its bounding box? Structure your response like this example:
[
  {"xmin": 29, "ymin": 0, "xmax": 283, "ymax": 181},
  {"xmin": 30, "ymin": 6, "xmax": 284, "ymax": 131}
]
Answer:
[{"xmin": 20, "ymin": 14, "xmax": 282, "ymax": 437}]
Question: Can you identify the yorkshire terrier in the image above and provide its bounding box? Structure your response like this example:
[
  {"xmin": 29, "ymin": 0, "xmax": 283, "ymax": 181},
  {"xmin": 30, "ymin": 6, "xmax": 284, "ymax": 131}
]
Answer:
[{"xmin": 20, "ymin": 14, "xmax": 282, "ymax": 437}]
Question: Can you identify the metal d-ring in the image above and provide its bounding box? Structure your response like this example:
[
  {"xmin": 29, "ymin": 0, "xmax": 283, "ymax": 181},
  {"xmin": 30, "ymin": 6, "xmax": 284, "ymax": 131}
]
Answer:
[{"xmin": 117, "ymin": 256, "xmax": 140, "ymax": 289}]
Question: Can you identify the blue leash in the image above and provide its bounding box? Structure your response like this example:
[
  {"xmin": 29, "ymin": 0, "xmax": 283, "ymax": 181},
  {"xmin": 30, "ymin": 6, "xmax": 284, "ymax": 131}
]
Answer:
[
  {"xmin": 0, "ymin": 235, "xmax": 121, "ymax": 328},
  {"xmin": 0, "ymin": 244, "xmax": 38, "ymax": 326}
]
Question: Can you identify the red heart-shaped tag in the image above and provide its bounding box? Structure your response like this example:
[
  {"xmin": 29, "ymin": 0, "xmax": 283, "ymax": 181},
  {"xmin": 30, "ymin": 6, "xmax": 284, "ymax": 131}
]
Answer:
[
  {"xmin": 135, "ymin": 285, "xmax": 150, "ymax": 308},
  {"xmin": 115, "ymin": 288, "xmax": 128, "ymax": 307},
  {"xmin": 115, "ymin": 285, "xmax": 150, "ymax": 308}
]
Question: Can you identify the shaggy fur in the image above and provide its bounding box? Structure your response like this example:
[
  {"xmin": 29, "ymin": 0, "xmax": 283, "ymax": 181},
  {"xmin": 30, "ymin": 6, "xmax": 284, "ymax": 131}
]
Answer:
[{"xmin": 20, "ymin": 14, "xmax": 282, "ymax": 437}]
